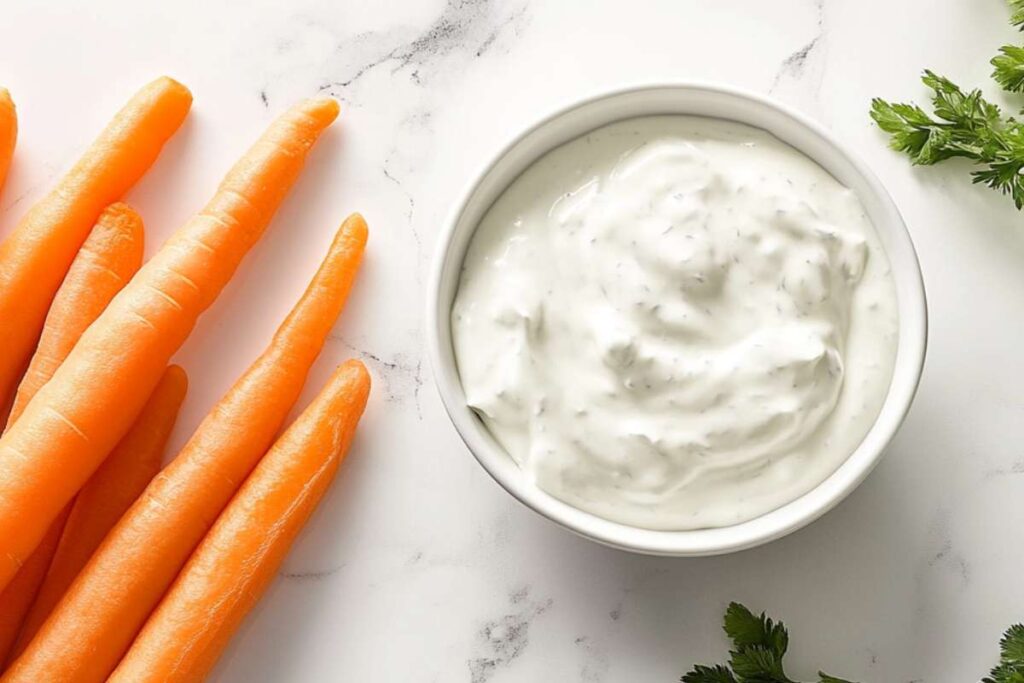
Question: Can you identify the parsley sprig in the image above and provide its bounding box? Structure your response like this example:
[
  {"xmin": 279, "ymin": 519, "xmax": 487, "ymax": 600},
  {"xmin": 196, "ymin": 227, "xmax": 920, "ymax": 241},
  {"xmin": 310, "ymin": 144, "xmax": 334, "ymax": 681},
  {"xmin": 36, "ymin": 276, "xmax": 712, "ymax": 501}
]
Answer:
[
  {"xmin": 870, "ymin": 72, "xmax": 1024, "ymax": 209},
  {"xmin": 871, "ymin": 0, "xmax": 1024, "ymax": 209},
  {"xmin": 683, "ymin": 603, "xmax": 1024, "ymax": 683},
  {"xmin": 680, "ymin": 603, "xmax": 855, "ymax": 683}
]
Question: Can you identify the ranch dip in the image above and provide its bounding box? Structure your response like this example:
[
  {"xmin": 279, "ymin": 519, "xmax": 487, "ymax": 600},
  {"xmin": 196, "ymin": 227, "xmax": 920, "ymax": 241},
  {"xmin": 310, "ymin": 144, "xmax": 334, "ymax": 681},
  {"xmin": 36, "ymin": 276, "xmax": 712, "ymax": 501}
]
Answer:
[{"xmin": 451, "ymin": 116, "xmax": 899, "ymax": 530}]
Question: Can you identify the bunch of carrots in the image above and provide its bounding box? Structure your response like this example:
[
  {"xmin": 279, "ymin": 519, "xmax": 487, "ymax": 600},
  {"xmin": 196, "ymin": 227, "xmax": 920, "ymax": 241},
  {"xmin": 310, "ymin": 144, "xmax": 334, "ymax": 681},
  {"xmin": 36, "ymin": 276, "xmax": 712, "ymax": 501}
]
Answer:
[{"xmin": 0, "ymin": 77, "xmax": 371, "ymax": 682}]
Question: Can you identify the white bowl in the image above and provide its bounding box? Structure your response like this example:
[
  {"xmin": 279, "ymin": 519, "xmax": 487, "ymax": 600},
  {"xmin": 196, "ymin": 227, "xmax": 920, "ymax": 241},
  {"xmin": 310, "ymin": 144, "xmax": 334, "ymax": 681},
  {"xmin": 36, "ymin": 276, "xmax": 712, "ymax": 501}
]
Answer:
[{"xmin": 427, "ymin": 83, "xmax": 927, "ymax": 556}]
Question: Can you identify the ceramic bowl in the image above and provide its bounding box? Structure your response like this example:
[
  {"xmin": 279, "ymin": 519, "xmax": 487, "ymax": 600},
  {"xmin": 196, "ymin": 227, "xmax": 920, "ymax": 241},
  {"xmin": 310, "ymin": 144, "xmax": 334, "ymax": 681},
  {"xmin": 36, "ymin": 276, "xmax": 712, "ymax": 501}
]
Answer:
[{"xmin": 427, "ymin": 83, "xmax": 927, "ymax": 556}]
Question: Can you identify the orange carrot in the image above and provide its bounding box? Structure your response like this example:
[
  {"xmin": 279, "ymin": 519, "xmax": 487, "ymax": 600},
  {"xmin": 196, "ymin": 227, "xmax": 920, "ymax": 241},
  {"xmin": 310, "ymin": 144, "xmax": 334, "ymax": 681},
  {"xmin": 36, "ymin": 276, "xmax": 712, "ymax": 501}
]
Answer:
[
  {"xmin": 110, "ymin": 360, "xmax": 371, "ymax": 683},
  {"xmin": 0, "ymin": 87, "xmax": 20, "ymax": 421},
  {"xmin": 0, "ymin": 204, "xmax": 143, "ymax": 665},
  {"xmin": 0, "ymin": 89, "xmax": 22, "ymax": 421},
  {"xmin": 4, "ymin": 213, "xmax": 365, "ymax": 683},
  {"xmin": 11, "ymin": 366, "xmax": 187, "ymax": 659},
  {"xmin": 0, "ymin": 78, "xmax": 190, "ymax": 408},
  {"xmin": 0, "ymin": 519, "xmax": 64, "ymax": 672},
  {"xmin": 6, "ymin": 203, "xmax": 145, "ymax": 429},
  {"xmin": 0, "ymin": 96, "xmax": 339, "ymax": 599},
  {"xmin": 0, "ymin": 87, "xmax": 16, "ymax": 194}
]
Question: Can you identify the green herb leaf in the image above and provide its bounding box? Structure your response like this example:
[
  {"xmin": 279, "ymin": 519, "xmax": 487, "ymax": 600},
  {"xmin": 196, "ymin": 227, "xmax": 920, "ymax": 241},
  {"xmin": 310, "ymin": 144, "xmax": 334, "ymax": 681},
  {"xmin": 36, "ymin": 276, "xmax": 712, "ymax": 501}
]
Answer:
[
  {"xmin": 984, "ymin": 624, "xmax": 1024, "ymax": 683},
  {"xmin": 723, "ymin": 603, "xmax": 789, "ymax": 657},
  {"xmin": 1002, "ymin": 624, "xmax": 1024, "ymax": 662},
  {"xmin": 992, "ymin": 45, "xmax": 1024, "ymax": 92},
  {"xmin": 870, "ymin": 1, "xmax": 1024, "ymax": 209},
  {"xmin": 871, "ymin": 72, "xmax": 1024, "ymax": 209},
  {"xmin": 983, "ymin": 670, "xmax": 1024, "ymax": 683},
  {"xmin": 1011, "ymin": 0, "xmax": 1024, "ymax": 29},
  {"xmin": 682, "ymin": 664, "xmax": 739, "ymax": 683},
  {"xmin": 729, "ymin": 646, "xmax": 789, "ymax": 681},
  {"xmin": 680, "ymin": 603, "xmax": 856, "ymax": 683}
]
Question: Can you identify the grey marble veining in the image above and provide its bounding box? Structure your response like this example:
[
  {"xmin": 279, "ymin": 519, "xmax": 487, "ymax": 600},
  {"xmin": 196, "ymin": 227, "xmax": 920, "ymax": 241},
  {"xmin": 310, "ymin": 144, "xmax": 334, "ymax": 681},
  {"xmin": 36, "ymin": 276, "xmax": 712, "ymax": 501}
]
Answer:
[
  {"xmin": 469, "ymin": 587, "xmax": 553, "ymax": 683},
  {"xmin": 770, "ymin": 0, "xmax": 827, "ymax": 113},
  {"xmin": 316, "ymin": 0, "xmax": 530, "ymax": 93}
]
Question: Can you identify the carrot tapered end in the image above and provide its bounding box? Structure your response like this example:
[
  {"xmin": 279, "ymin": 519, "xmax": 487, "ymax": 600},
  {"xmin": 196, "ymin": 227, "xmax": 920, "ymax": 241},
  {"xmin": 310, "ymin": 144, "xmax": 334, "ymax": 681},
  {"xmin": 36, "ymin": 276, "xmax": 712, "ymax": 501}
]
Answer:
[
  {"xmin": 337, "ymin": 359, "xmax": 371, "ymax": 406},
  {"xmin": 91, "ymin": 203, "xmax": 147, "ymax": 277},
  {"xmin": 162, "ymin": 365, "xmax": 189, "ymax": 401},
  {"xmin": 331, "ymin": 214, "xmax": 369, "ymax": 260},
  {"xmin": 149, "ymin": 76, "xmax": 193, "ymax": 108},
  {"xmin": 127, "ymin": 77, "xmax": 193, "ymax": 136},
  {"xmin": 341, "ymin": 213, "xmax": 368, "ymax": 242},
  {"xmin": 298, "ymin": 97, "xmax": 341, "ymax": 127},
  {"xmin": 99, "ymin": 202, "xmax": 145, "ymax": 241}
]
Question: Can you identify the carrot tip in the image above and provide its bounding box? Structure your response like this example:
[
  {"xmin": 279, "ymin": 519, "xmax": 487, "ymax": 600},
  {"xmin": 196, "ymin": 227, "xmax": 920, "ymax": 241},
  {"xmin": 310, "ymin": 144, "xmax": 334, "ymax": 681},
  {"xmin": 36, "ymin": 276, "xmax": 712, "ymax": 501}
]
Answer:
[
  {"xmin": 340, "ymin": 358, "xmax": 371, "ymax": 385},
  {"xmin": 341, "ymin": 213, "xmax": 369, "ymax": 243},
  {"xmin": 164, "ymin": 365, "xmax": 189, "ymax": 395},
  {"xmin": 302, "ymin": 97, "xmax": 341, "ymax": 125},
  {"xmin": 153, "ymin": 76, "xmax": 193, "ymax": 101},
  {"xmin": 95, "ymin": 204, "xmax": 146, "ymax": 259},
  {"xmin": 102, "ymin": 202, "xmax": 144, "ymax": 225}
]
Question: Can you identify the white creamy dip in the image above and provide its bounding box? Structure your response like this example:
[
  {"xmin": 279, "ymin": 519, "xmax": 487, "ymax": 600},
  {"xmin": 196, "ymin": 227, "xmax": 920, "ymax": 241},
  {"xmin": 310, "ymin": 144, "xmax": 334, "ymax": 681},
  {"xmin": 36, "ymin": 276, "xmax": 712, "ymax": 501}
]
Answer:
[{"xmin": 451, "ymin": 116, "xmax": 899, "ymax": 530}]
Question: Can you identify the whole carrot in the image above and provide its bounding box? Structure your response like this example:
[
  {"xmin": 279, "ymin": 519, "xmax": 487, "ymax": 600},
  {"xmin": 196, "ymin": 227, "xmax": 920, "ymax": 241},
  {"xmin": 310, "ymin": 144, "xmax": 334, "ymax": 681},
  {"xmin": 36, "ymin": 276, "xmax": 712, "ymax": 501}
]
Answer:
[
  {"xmin": 110, "ymin": 360, "xmax": 371, "ymax": 683},
  {"xmin": 0, "ymin": 87, "xmax": 15, "ymax": 193},
  {"xmin": 4, "ymin": 214, "xmax": 365, "ymax": 683},
  {"xmin": 0, "ymin": 96, "xmax": 339, "ymax": 597},
  {"xmin": 10, "ymin": 365, "xmax": 187, "ymax": 659},
  {"xmin": 0, "ymin": 77, "xmax": 190, "ymax": 407},
  {"xmin": 0, "ymin": 204, "xmax": 144, "ymax": 665}
]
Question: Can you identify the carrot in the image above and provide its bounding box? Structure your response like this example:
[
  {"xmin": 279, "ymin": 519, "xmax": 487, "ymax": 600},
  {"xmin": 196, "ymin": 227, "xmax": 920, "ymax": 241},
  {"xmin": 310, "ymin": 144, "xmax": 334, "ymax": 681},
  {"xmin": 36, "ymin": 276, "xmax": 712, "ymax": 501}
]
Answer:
[
  {"xmin": 6, "ymin": 203, "xmax": 145, "ymax": 428},
  {"xmin": 0, "ymin": 89, "xmax": 19, "ymax": 421},
  {"xmin": 4, "ymin": 213, "xmax": 365, "ymax": 683},
  {"xmin": 110, "ymin": 360, "xmax": 371, "ymax": 683},
  {"xmin": 10, "ymin": 366, "xmax": 187, "ymax": 659},
  {"xmin": 0, "ymin": 204, "xmax": 144, "ymax": 665},
  {"xmin": 0, "ymin": 87, "xmax": 16, "ymax": 194},
  {"xmin": 0, "ymin": 89, "xmax": 22, "ymax": 421},
  {"xmin": 0, "ymin": 520, "xmax": 64, "ymax": 673},
  {"xmin": 0, "ymin": 96, "xmax": 339, "ymax": 599},
  {"xmin": 0, "ymin": 77, "xmax": 190, "ymax": 408}
]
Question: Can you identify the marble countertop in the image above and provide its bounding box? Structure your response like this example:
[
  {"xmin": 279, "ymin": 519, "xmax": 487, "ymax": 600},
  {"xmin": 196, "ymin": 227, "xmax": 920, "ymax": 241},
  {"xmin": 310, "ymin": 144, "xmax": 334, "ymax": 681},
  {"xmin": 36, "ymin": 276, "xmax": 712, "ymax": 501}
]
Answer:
[{"xmin": 4, "ymin": 0, "xmax": 1024, "ymax": 680}]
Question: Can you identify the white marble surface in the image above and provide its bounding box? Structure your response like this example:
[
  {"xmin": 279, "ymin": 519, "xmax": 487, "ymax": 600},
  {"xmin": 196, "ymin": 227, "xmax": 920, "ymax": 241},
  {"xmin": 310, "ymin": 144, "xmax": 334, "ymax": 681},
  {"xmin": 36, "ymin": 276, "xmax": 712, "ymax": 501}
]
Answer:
[{"xmin": 3, "ymin": 0, "xmax": 1024, "ymax": 680}]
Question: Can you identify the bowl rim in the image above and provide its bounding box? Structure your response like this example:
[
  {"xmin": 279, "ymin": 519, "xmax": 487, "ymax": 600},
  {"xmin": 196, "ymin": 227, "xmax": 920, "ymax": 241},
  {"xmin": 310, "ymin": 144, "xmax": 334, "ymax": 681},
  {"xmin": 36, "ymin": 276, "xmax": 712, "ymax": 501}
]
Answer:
[{"xmin": 426, "ymin": 81, "xmax": 928, "ymax": 556}]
